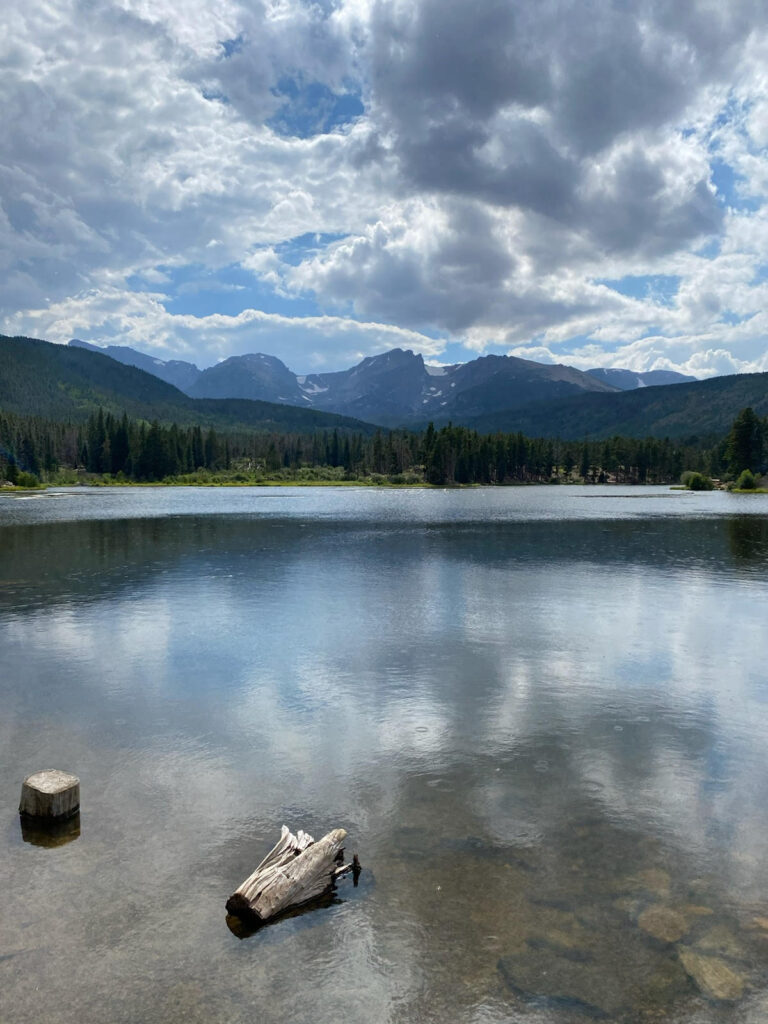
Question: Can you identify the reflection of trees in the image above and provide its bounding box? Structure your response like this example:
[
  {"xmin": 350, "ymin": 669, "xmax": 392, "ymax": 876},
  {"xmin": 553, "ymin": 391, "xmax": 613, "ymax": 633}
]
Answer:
[
  {"xmin": 0, "ymin": 516, "xmax": 322, "ymax": 613},
  {"xmin": 4, "ymin": 514, "xmax": 763, "ymax": 614},
  {"xmin": 728, "ymin": 516, "xmax": 768, "ymax": 561}
]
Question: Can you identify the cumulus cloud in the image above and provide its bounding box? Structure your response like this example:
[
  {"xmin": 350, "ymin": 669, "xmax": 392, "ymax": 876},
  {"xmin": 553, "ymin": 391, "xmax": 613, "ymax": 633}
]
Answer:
[
  {"xmin": 5, "ymin": 286, "xmax": 446, "ymax": 370},
  {"xmin": 0, "ymin": 0, "xmax": 379, "ymax": 306},
  {"xmin": 1, "ymin": 0, "xmax": 768, "ymax": 374}
]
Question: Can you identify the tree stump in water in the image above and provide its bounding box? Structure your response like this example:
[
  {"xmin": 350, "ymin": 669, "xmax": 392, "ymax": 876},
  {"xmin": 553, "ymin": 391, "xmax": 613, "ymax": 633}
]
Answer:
[
  {"xmin": 226, "ymin": 825, "xmax": 355, "ymax": 924},
  {"xmin": 19, "ymin": 769, "xmax": 80, "ymax": 820}
]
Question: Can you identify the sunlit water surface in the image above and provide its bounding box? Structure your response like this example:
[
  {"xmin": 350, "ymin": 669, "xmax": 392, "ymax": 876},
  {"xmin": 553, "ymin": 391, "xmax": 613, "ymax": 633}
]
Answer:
[{"xmin": 2, "ymin": 486, "xmax": 768, "ymax": 1023}]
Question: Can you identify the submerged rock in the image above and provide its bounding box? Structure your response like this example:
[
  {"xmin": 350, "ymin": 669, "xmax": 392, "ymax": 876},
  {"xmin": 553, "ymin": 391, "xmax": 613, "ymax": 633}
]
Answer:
[
  {"xmin": 498, "ymin": 928, "xmax": 689, "ymax": 1019},
  {"xmin": 527, "ymin": 905, "xmax": 591, "ymax": 951},
  {"xmin": 498, "ymin": 950, "xmax": 620, "ymax": 1018},
  {"xmin": 681, "ymin": 904, "xmax": 714, "ymax": 919},
  {"xmin": 621, "ymin": 868, "xmax": 672, "ymax": 897},
  {"xmin": 638, "ymin": 905, "xmax": 688, "ymax": 943},
  {"xmin": 694, "ymin": 924, "xmax": 746, "ymax": 961},
  {"xmin": 678, "ymin": 948, "xmax": 745, "ymax": 1001},
  {"xmin": 613, "ymin": 897, "xmax": 641, "ymax": 916}
]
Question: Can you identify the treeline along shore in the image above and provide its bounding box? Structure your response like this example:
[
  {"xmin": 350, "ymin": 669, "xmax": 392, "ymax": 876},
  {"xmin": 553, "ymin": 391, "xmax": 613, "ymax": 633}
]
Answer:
[{"xmin": 0, "ymin": 406, "xmax": 765, "ymax": 488}]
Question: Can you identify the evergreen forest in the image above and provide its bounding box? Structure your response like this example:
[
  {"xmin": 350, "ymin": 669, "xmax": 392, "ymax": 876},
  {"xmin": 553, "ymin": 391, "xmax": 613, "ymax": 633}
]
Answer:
[{"xmin": 1, "ymin": 405, "xmax": 765, "ymax": 488}]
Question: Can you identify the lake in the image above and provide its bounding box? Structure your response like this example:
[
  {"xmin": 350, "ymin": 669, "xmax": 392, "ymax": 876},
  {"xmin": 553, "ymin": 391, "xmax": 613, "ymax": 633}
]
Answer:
[{"xmin": 2, "ymin": 485, "xmax": 768, "ymax": 1023}]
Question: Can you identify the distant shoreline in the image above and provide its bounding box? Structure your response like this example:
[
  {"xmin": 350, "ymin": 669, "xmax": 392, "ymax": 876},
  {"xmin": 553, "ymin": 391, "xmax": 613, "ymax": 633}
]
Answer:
[{"xmin": 0, "ymin": 479, "xmax": 736, "ymax": 492}]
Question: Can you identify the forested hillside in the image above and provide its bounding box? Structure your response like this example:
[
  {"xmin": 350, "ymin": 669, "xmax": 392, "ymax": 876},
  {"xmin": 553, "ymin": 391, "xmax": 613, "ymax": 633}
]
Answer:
[
  {"xmin": 466, "ymin": 372, "xmax": 768, "ymax": 440},
  {"xmin": 0, "ymin": 335, "xmax": 375, "ymax": 435}
]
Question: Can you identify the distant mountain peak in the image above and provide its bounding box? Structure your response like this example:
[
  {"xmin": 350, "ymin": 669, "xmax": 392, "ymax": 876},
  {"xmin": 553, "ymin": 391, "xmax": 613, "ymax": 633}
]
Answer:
[
  {"xmin": 68, "ymin": 338, "xmax": 202, "ymax": 392},
  {"xmin": 587, "ymin": 367, "xmax": 697, "ymax": 390},
  {"xmin": 358, "ymin": 347, "xmax": 423, "ymax": 368}
]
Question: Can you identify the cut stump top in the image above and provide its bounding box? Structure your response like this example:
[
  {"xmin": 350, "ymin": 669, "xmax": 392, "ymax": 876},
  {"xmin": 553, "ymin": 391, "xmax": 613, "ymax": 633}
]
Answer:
[{"xmin": 23, "ymin": 769, "xmax": 80, "ymax": 795}]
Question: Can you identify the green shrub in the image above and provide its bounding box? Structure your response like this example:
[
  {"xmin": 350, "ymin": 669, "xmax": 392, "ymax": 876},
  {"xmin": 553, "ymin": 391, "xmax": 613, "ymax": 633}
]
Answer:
[
  {"xmin": 51, "ymin": 468, "xmax": 80, "ymax": 485},
  {"xmin": 736, "ymin": 468, "xmax": 757, "ymax": 490},
  {"xmin": 681, "ymin": 471, "xmax": 713, "ymax": 491},
  {"xmin": 388, "ymin": 471, "xmax": 424, "ymax": 485},
  {"xmin": 15, "ymin": 471, "xmax": 41, "ymax": 488}
]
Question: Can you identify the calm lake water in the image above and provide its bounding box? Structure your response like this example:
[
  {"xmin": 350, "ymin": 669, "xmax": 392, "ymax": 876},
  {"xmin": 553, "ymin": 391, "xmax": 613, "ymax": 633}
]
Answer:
[{"xmin": 2, "ymin": 485, "xmax": 768, "ymax": 1023}]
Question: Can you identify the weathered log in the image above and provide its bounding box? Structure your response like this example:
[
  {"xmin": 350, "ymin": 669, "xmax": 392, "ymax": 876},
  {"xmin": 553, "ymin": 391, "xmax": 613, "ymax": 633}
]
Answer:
[
  {"xmin": 19, "ymin": 769, "xmax": 80, "ymax": 820},
  {"xmin": 226, "ymin": 825, "xmax": 351, "ymax": 923}
]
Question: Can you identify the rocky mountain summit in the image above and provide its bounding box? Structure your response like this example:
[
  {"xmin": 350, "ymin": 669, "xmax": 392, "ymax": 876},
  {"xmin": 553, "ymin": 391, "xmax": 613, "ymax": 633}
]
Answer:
[{"xmin": 71, "ymin": 340, "xmax": 692, "ymax": 428}]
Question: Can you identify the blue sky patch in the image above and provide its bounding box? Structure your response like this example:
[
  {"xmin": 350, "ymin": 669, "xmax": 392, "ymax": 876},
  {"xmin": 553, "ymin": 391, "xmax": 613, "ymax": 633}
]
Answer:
[
  {"xmin": 275, "ymin": 232, "xmax": 347, "ymax": 267},
  {"xmin": 720, "ymin": 310, "xmax": 751, "ymax": 326},
  {"xmin": 201, "ymin": 88, "xmax": 229, "ymax": 105},
  {"xmin": 710, "ymin": 159, "xmax": 761, "ymax": 212},
  {"xmin": 219, "ymin": 35, "xmax": 244, "ymax": 58},
  {"xmin": 135, "ymin": 264, "xmax": 322, "ymax": 319},
  {"xmin": 267, "ymin": 77, "xmax": 364, "ymax": 138},
  {"xmin": 697, "ymin": 238, "xmax": 721, "ymax": 260},
  {"xmin": 438, "ymin": 340, "xmax": 482, "ymax": 364},
  {"xmin": 540, "ymin": 333, "xmax": 597, "ymax": 356},
  {"xmin": 599, "ymin": 274, "xmax": 680, "ymax": 306}
]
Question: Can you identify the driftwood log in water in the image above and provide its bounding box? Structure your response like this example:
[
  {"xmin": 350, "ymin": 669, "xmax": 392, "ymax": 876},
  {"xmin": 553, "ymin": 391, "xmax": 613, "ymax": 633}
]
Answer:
[{"xmin": 226, "ymin": 826, "xmax": 355, "ymax": 923}]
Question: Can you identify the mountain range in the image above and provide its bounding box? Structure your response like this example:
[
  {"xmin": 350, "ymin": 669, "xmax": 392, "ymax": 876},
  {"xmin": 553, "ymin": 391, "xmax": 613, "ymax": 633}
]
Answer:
[
  {"xmin": 2, "ymin": 333, "xmax": 764, "ymax": 442},
  {"xmin": 69, "ymin": 340, "xmax": 695, "ymax": 428},
  {"xmin": 0, "ymin": 335, "xmax": 377, "ymax": 435}
]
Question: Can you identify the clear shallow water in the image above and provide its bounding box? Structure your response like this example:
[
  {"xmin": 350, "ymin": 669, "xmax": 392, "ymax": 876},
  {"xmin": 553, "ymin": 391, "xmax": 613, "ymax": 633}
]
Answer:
[{"xmin": 2, "ymin": 486, "xmax": 768, "ymax": 1023}]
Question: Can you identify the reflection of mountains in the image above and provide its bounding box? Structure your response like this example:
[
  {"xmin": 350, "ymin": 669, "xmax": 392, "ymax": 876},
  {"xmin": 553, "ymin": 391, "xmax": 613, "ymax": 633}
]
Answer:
[{"xmin": 2, "ymin": 515, "xmax": 768, "ymax": 614}]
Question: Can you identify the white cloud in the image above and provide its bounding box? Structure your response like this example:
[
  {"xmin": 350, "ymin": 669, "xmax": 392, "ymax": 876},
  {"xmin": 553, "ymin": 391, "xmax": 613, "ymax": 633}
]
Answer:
[
  {"xmin": 5, "ymin": 286, "xmax": 446, "ymax": 369},
  {"xmin": 1, "ymin": 0, "xmax": 768, "ymax": 375}
]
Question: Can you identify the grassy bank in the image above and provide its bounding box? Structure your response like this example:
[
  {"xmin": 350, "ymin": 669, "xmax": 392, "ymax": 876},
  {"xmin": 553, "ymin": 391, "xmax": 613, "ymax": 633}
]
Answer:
[{"xmin": 42, "ymin": 466, "xmax": 430, "ymax": 488}]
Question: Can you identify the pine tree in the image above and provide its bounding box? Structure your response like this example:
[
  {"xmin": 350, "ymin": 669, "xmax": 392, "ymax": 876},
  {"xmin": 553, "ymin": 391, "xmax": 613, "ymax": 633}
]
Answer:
[{"xmin": 726, "ymin": 407, "xmax": 763, "ymax": 476}]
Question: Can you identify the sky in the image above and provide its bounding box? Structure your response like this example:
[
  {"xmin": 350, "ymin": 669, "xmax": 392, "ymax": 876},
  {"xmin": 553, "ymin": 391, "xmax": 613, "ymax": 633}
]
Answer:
[{"xmin": 1, "ymin": 0, "xmax": 768, "ymax": 376}]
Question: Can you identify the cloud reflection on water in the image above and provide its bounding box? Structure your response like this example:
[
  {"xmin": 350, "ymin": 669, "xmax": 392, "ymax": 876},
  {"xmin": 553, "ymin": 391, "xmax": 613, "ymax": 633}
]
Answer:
[{"xmin": 2, "ymin": 505, "xmax": 768, "ymax": 1021}]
